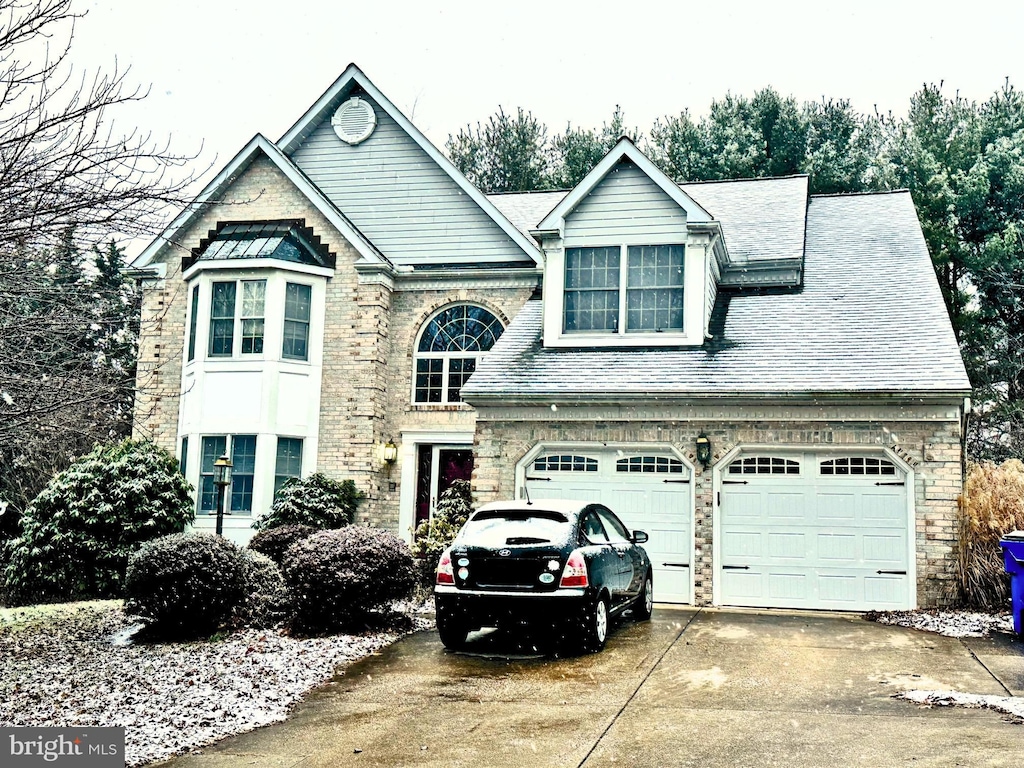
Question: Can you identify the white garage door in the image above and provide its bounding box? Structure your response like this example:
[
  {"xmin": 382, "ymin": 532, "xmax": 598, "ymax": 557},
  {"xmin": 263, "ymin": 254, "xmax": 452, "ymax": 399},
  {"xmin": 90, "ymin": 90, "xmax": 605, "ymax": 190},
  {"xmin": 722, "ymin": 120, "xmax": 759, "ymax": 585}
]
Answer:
[
  {"xmin": 718, "ymin": 453, "xmax": 912, "ymax": 611},
  {"xmin": 524, "ymin": 449, "xmax": 692, "ymax": 603}
]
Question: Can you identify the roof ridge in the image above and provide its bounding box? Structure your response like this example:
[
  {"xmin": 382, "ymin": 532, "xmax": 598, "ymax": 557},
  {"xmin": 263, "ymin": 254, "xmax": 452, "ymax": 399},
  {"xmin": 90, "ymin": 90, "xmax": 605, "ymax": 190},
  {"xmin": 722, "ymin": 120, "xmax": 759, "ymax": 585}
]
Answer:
[
  {"xmin": 810, "ymin": 188, "xmax": 910, "ymax": 199},
  {"xmin": 679, "ymin": 173, "xmax": 810, "ymax": 186}
]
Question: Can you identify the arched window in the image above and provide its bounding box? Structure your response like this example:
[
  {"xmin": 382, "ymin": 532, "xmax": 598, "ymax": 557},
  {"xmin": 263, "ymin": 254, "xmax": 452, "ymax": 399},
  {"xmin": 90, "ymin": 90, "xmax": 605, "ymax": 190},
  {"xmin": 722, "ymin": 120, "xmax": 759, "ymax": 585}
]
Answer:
[{"xmin": 414, "ymin": 304, "xmax": 504, "ymax": 403}]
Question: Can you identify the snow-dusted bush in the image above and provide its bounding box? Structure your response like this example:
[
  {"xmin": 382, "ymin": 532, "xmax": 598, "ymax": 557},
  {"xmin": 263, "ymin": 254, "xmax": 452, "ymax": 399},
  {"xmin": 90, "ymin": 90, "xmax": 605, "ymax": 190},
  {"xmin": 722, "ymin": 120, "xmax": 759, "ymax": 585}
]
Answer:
[
  {"xmin": 282, "ymin": 527, "xmax": 415, "ymax": 634},
  {"xmin": 252, "ymin": 474, "xmax": 362, "ymax": 531},
  {"xmin": 3, "ymin": 439, "xmax": 194, "ymax": 606},
  {"xmin": 957, "ymin": 459, "xmax": 1024, "ymax": 609},
  {"xmin": 247, "ymin": 524, "xmax": 317, "ymax": 565},
  {"xmin": 235, "ymin": 549, "xmax": 291, "ymax": 628},
  {"xmin": 410, "ymin": 479, "xmax": 472, "ymax": 587},
  {"xmin": 125, "ymin": 533, "xmax": 246, "ymax": 638}
]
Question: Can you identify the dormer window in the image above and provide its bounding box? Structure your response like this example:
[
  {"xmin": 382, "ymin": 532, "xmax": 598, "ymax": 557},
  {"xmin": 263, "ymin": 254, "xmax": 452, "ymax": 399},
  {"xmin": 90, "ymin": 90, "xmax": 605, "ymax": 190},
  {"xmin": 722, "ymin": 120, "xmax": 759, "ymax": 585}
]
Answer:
[{"xmin": 564, "ymin": 244, "xmax": 684, "ymax": 334}]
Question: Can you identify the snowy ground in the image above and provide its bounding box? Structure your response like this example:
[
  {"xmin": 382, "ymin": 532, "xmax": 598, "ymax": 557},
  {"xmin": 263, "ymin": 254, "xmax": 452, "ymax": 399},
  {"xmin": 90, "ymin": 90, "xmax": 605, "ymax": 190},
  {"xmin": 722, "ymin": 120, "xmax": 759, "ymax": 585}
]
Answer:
[
  {"xmin": 865, "ymin": 608, "xmax": 1014, "ymax": 638},
  {"xmin": 866, "ymin": 608, "xmax": 1024, "ymax": 723},
  {"xmin": 0, "ymin": 600, "xmax": 433, "ymax": 767}
]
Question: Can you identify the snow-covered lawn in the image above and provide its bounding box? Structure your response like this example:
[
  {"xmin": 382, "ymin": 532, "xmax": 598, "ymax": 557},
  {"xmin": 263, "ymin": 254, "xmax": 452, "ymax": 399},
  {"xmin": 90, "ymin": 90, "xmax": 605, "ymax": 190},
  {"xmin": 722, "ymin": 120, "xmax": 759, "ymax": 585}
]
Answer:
[{"xmin": 0, "ymin": 600, "xmax": 432, "ymax": 766}]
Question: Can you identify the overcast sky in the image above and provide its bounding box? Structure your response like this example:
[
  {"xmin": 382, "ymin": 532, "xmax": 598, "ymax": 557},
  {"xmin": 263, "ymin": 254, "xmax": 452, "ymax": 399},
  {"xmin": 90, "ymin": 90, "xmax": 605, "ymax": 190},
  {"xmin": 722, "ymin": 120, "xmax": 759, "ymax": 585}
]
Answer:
[{"xmin": 69, "ymin": 0, "xmax": 1024, "ymax": 254}]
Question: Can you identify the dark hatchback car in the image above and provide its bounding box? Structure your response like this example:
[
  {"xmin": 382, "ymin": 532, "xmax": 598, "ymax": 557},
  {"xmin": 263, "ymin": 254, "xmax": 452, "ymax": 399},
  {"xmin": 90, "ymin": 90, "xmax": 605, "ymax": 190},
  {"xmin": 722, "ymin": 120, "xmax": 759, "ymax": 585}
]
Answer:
[{"xmin": 433, "ymin": 499, "xmax": 653, "ymax": 653}]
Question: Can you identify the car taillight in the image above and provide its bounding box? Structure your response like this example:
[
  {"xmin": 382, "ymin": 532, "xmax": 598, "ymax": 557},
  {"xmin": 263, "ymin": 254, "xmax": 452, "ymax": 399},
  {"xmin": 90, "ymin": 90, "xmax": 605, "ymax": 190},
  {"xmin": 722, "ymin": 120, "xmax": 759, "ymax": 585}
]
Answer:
[
  {"xmin": 559, "ymin": 549, "xmax": 589, "ymax": 588},
  {"xmin": 436, "ymin": 549, "xmax": 455, "ymax": 585}
]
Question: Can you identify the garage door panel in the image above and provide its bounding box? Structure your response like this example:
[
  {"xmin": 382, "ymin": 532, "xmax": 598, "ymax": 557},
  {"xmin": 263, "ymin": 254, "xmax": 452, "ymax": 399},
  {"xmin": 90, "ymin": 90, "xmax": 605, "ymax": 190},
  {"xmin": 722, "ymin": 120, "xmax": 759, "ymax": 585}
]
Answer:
[
  {"xmin": 862, "ymin": 493, "xmax": 906, "ymax": 524},
  {"xmin": 720, "ymin": 451, "xmax": 911, "ymax": 611},
  {"xmin": 815, "ymin": 493, "xmax": 857, "ymax": 523},
  {"xmin": 768, "ymin": 572, "xmax": 808, "ymax": 600},
  {"xmin": 768, "ymin": 532, "xmax": 806, "ymax": 559},
  {"xmin": 764, "ymin": 492, "xmax": 807, "ymax": 521},
  {"xmin": 862, "ymin": 533, "xmax": 905, "ymax": 563},
  {"xmin": 816, "ymin": 533, "xmax": 857, "ymax": 561},
  {"xmin": 722, "ymin": 530, "xmax": 763, "ymax": 558},
  {"xmin": 864, "ymin": 575, "xmax": 907, "ymax": 605}
]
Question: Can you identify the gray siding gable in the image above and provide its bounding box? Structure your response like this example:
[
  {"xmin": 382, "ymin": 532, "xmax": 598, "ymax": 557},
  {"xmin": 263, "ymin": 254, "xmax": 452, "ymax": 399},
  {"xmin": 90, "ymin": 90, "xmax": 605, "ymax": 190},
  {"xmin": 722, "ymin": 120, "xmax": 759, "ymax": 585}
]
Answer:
[
  {"xmin": 289, "ymin": 91, "xmax": 535, "ymax": 267},
  {"xmin": 565, "ymin": 160, "xmax": 688, "ymax": 244}
]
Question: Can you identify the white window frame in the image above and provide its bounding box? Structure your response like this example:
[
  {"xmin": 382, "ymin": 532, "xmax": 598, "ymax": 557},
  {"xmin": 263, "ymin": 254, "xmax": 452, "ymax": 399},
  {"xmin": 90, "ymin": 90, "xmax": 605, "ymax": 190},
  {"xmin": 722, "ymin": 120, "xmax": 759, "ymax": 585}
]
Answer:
[{"xmin": 563, "ymin": 243, "xmax": 685, "ymax": 335}]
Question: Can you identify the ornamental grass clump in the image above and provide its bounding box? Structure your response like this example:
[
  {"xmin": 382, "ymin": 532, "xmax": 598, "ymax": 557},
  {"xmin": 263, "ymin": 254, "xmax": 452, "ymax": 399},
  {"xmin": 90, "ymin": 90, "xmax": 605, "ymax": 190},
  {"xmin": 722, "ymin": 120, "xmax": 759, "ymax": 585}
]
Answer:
[
  {"xmin": 3, "ymin": 439, "xmax": 194, "ymax": 606},
  {"xmin": 125, "ymin": 533, "xmax": 247, "ymax": 639},
  {"xmin": 956, "ymin": 459, "xmax": 1024, "ymax": 609},
  {"xmin": 247, "ymin": 524, "xmax": 318, "ymax": 565},
  {"xmin": 282, "ymin": 526, "xmax": 416, "ymax": 634}
]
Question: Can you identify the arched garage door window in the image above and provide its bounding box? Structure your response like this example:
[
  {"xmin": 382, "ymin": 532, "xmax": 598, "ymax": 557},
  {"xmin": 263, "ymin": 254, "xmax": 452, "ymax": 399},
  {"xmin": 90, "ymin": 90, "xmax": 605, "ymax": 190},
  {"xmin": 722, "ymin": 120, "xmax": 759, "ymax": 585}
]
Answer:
[{"xmin": 414, "ymin": 304, "xmax": 504, "ymax": 404}]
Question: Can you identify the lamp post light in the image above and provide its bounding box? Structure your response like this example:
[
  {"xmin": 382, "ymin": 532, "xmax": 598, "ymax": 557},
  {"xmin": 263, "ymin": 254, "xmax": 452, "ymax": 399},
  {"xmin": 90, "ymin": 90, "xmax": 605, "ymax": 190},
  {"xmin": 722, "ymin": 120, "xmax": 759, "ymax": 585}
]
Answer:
[{"xmin": 212, "ymin": 453, "xmax": 233, "ymax": 536}]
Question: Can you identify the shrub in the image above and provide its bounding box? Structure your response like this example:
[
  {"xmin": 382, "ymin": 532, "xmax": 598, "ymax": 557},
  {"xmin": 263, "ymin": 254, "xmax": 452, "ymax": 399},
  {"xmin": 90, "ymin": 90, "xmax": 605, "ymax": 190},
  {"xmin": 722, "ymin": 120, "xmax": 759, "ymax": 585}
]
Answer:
[
  {"xmin": 125, "ymin": 533, "xmax": 247, "ymax": 639},
  {"xmin": 957, "ymin": 459, "xmax": 1024, "ymax": 609},
  {"xmin": 410, "ymin": 479, "xmax": 472, "ymax": 587},
  {"xmin": 235, "ymin": 549, "xmax": 291, "ymax": 628},
  {"xmin": 253, "ymin": 474, "xmax": 362, "ymax": 531},
  {"xmin": 248, "ymin": 524, "xmax": 317, "ymax": 565},
  {"xmin": 3, "ymin": 439, "xmax": 194, "ymax": 606},
  {"xmin": 282, "ymin": 526, "xmax": 416, "ymax": 634}
]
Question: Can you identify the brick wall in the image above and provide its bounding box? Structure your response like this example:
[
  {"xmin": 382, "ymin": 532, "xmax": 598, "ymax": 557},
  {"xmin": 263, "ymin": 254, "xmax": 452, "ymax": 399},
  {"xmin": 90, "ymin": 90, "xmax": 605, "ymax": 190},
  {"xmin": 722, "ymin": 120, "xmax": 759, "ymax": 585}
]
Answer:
[{"xmin": 473, "ymin": 414, "xmax": 963, "ymax": 609}]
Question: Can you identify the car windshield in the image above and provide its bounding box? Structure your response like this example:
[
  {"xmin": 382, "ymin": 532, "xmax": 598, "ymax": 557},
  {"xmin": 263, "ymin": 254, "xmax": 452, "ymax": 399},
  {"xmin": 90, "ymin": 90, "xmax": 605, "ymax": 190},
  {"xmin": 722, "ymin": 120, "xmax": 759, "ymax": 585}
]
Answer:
[{"xmin": 459, "ymin": 509, "xmax": 572, "ymax": 547}]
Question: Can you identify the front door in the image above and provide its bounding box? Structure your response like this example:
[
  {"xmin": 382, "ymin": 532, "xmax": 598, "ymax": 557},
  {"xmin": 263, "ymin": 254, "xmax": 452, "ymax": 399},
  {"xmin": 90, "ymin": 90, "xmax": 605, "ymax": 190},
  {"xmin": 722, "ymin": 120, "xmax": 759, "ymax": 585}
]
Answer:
[{"xmin": 415, "ymin": 445, "xmax": 474, "ymax": 526}]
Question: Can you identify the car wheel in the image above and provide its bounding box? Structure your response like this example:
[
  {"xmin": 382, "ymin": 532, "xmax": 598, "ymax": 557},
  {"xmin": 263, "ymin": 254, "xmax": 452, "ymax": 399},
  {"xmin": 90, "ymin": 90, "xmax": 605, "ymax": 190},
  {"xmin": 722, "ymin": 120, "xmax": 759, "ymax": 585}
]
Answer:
[
  {"xmin": 580, "ymin": 594, "xmax": 610, "ymax": 653},
  {"xmin": 436, "ymin": 609, "xmax": 470, "ymax": 650},
  {"xmin": 633, "ymin": 571, "xmax": 653, "ymax": 621}
]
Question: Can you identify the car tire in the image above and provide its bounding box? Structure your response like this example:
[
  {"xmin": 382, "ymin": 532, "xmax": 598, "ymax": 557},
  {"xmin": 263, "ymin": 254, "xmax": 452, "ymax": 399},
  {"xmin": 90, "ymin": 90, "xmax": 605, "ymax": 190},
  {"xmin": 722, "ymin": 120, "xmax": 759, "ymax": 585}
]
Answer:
[
  {"xmin": 436, "ymin": 609, "xmax": 470, "ymax": 650},
  {"xmin": 580, "ymin": 594, "xmax": 610, "ymax": 653},
  {"xmin": 633, "ymin": 571, "xmax": 653, "ymax": 621}
]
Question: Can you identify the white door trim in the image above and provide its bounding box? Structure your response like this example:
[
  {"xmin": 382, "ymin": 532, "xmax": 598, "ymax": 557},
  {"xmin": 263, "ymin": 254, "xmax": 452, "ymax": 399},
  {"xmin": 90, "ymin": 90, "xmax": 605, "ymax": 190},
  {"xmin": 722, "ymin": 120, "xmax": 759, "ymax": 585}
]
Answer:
[{"xmin": 398, "ymin": 430, "xmax": 474, "ymax": 543}]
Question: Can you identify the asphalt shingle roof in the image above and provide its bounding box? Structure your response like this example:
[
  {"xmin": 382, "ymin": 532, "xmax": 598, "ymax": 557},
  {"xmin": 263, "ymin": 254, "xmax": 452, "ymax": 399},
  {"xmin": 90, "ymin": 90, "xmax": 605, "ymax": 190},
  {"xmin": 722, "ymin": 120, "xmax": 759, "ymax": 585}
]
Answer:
[
  {"xmin": 462, "ymin": 190, "xmax": 970, "ymax": 401},
  {"xmin": 487, "ymin": 175, "xmax": 809, "ymax": 265}
]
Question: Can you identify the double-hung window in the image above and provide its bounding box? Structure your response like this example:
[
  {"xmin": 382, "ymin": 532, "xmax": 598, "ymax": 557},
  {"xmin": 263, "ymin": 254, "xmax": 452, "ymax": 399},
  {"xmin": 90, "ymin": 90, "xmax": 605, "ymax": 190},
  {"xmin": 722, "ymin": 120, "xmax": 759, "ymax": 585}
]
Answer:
[
  {"xmin": 564, "ymin": 244, "xmax": 684, "ymax": 334},
  {"xmin": 208, "ymin": 279, "xmax": 266, "ymax": 357},
  {"xmin": 283, "ymin": 283, "xmax": 311, "ymax": 361},
  {"xmin": 199, "ymin": 435, "xmax": 257, "ymax": 514},
  {"xmin": 274, "ymin": 437, "xmax": 303, "ymax": 496}
]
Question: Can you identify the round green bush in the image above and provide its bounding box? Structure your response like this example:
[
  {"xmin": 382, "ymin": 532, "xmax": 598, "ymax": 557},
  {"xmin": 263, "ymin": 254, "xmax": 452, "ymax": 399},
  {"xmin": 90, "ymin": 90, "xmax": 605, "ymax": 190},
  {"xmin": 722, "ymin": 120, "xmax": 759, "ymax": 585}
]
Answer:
[
  {"xmin": 4, "ymin": 439, "xmax": 194, "ymax": 606},
  {"xmin": 247, "ymin": 524, "xmax": 317, "ymax": 565},
  {"xmin": 253, "ymin": 474, "xmax": 362, "ymax": 531},
  {"xmin": 235, "ymin": 549, "xmax": 291, "ymax": 628},
  {"xmin": 124, "ymin": 533, "xmax": 247, "ymax": 639},
  {"xmin": 282, "ymin": 526, "xmax": 416, "ymax": 634}
]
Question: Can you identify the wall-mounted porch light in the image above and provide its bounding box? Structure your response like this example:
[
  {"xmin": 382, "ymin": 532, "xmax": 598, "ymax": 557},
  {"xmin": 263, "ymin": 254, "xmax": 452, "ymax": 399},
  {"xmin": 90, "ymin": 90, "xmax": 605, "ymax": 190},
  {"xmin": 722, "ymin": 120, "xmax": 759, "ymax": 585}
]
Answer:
[
  {"xmin": 383, "ymin": 439, "xmax": 398, "ymax": 469},
  {"xmin": 695, "ymin": 433, "xmax": 712, "ymax": 470}
]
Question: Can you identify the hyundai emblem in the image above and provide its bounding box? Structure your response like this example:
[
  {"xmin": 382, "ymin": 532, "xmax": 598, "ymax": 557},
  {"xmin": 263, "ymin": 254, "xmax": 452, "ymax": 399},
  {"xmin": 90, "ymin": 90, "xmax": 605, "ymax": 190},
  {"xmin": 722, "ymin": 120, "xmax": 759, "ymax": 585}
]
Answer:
[{"xmin": 498, "ymin": 549, "xmax": 511, "ymax": 557}]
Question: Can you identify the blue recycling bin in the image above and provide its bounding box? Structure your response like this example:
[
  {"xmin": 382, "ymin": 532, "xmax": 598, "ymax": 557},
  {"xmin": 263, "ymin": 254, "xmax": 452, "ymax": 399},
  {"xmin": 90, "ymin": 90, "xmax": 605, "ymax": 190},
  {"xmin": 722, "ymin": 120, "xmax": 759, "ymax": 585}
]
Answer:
[{"xmin": 1000, "ymin": 531, "xmax": 1024, "ymax": 636}]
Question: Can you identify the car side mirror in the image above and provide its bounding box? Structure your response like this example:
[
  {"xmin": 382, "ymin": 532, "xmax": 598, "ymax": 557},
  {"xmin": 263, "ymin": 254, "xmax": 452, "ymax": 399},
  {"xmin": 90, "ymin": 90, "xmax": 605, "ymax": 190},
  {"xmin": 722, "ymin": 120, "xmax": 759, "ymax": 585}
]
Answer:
[{"xmin": 632, "ymin": 530, "xmax": 649, "ymax": 544}]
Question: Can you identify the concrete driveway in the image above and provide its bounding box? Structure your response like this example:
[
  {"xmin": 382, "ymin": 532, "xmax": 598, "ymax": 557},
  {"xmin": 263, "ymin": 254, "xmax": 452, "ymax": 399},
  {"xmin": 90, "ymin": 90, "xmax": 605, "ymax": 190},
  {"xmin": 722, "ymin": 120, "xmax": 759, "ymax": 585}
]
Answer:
[{"xmin": 160, "ymin": 608, "xmax": 1023, "ymax": 768}]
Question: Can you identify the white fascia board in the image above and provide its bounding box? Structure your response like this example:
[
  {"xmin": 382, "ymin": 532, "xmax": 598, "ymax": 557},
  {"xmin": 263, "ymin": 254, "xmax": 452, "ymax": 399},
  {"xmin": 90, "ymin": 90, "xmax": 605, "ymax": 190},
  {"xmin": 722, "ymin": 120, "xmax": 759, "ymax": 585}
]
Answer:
[
  {"xmin": 537, "ymin": 139, "xmax": 714, "ymax": 234},
  {"xmin": 132, "ymin": 134, "xmax": 388, "ymax": 270},
  {"xmin": 276, "ymin": 64, "xmax": 544, "ymax": 267},
  {"xmin": 182, "ymin": 257, "xmax": 335, "ymax": 283}
]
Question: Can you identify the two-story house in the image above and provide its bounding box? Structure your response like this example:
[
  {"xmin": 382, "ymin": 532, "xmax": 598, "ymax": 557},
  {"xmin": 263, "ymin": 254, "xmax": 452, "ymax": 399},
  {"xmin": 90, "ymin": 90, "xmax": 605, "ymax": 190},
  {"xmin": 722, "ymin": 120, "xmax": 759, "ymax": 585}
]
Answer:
[{"xmin": 131, "ymin": 64, "xmax": 970, "ymax": 612}]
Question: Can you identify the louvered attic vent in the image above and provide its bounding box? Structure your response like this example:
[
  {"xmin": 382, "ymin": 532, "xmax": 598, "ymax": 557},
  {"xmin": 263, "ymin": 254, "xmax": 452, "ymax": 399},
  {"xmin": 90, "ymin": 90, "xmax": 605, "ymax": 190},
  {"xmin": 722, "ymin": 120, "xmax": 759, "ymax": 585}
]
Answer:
[
  {"xmin": 331, "ymin": 97, "xmax": 376, "ymax": 144},
  {"xmin": 182, "ymin": 219, "xmax": 335, "ymax": 272}
]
